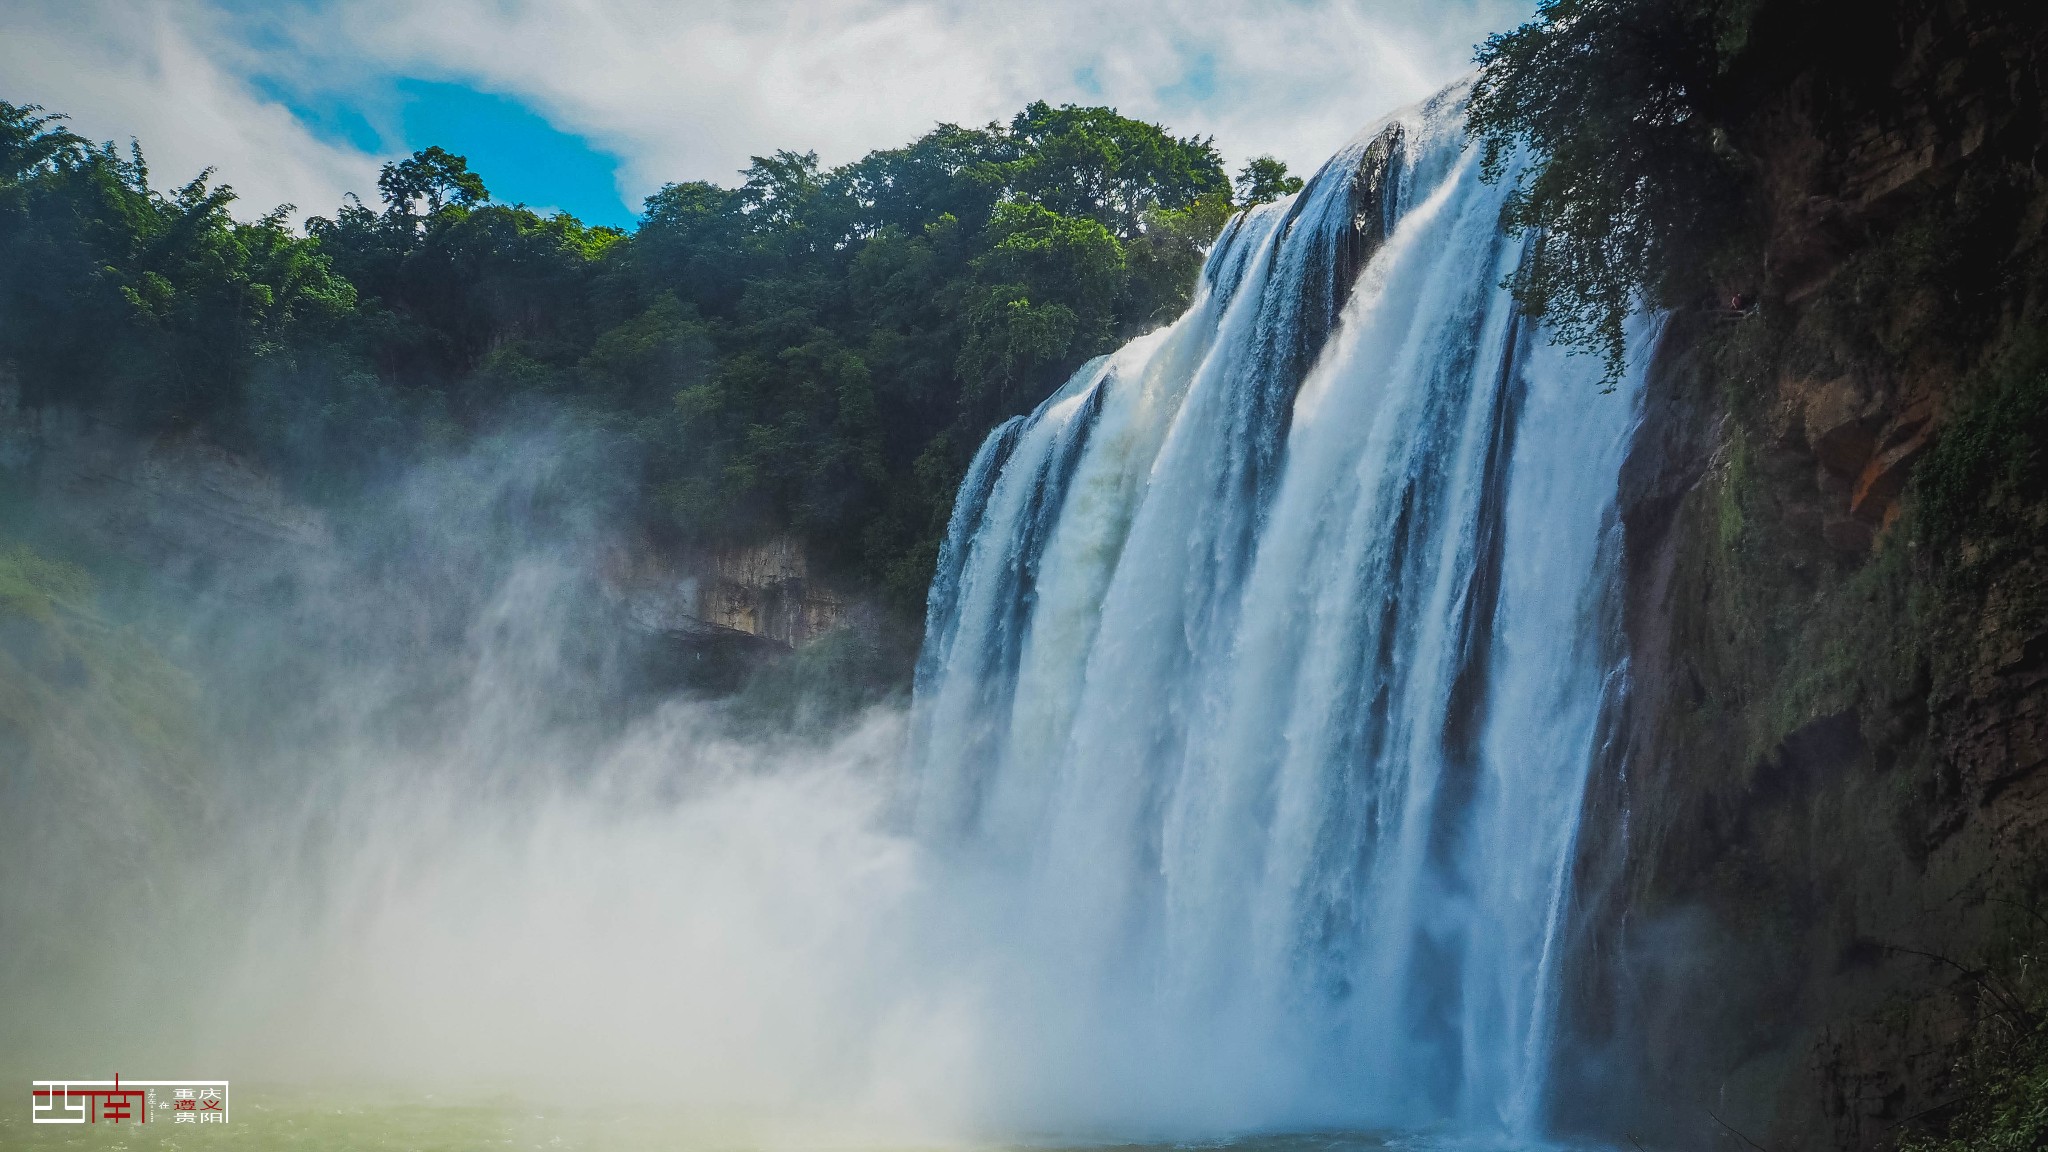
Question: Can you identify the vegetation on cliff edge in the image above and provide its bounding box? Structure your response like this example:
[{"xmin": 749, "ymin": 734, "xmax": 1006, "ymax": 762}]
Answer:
[
  {"xmin": 1469, "ymin": 0, "xmax": 1760, "ymax": 381},
  {"xmin": 0, "ymin": 98, "xmax": 1286, "ymax": 613}
]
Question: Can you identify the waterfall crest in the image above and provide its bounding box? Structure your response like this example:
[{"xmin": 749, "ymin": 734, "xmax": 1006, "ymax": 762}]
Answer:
[{"xmin": 908, "ymin": 88, "xmax": 1652, "ymax": 1137}]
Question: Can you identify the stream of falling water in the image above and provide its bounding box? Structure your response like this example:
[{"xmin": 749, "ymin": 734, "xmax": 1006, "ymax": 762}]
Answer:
[{"xmin": 907, "ymin": 86, "xmax": 1651, "ymax": 1139}]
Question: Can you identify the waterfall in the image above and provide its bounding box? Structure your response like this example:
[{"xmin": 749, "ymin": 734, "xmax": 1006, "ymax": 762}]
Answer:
[{"xmin": 908, "ymin": 86, "xmax": 1651, "ymax": 1139}]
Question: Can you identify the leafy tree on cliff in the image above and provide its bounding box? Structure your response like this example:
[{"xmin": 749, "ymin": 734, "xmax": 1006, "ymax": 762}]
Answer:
[
  {"xmin": 377, "ymin": 145, "xmax": 488, "ymax": 219},
  {"xmin": 0, "ymin": 98, "xmax": 1240, "ymax": 611},
  {"xmin": 623, "ymin": 108, "xmax": 1231, "ymax": 594},
  {"xmin": 1235, "ymin": 156, "xmax": 1304, "ymax": 205},
  {"xmin": 0, "ymin": 101, "xmax": 354, "ymax": 431},
  {"xmin": 1002, "ymin": 101, "xmax": 1229, "ymax": 239},
  {"xmin": 1468, "ymin": 0, "xmax": 1757, "ymax": 381}
]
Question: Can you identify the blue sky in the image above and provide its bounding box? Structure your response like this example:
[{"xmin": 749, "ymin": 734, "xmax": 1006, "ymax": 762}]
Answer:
[
  {"xmin": 262, "ymin": 75, "xmax": 637, "ymax": 225},
  {"xmin": 2, "ymin": 0, "xmax": 1535, "ymax": 228}
]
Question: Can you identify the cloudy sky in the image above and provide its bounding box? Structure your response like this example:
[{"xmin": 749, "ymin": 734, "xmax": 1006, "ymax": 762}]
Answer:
[{"xmin": 2, "ymin": 0, "xmax": 1535, "ymax": 228}]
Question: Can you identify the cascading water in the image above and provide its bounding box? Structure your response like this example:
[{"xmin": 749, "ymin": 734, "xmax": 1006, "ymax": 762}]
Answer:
[{"xmin": 909, "ymin": 86, "xmax": 1653, "ymax": 1139}]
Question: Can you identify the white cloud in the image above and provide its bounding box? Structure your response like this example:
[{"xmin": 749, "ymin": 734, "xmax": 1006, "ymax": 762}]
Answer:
[
  {"xmin": 2, "ymin": 0, "xmax": 1533, "ymax": 220},
  {"xmin": 0, "ymin": 0, "xmax": 381, "ymax": 219},
  {"xmin": 325, "ymin": 0, "xmax": 1532, "ymax": 203}
]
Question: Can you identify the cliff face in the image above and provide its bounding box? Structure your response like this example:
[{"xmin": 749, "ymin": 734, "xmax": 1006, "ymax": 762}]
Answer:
[
  {"xmin": 0, "ymin": 385, "xmax": 331, "ymax": 592},
  {"xmin": 607, "ymin": 534, "xmax": 847, "ymax": 652},
  {"xmin": 0, "ymin": 389, "xmax": 852, "ymax": 696},
  {"xmin": 1556, "ymin": 4, "xmax": 2048, "ymax": 1147}
]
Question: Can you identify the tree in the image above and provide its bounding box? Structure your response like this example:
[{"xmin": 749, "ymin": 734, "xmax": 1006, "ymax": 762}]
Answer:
[
  {"xmin": 958, "ymin": 201, "xmax": 1127, "ymax": 416},
  {"xmin": 1003, "ymin": 101, "xmax": 1229, "ymax": 239},
  {"xmin": 2, "ymin": 94, "xmax": 1240, "ymax": 614},
  {"xmin": 1235, "ymin": 156, "xmax": 1303, "ymax": 205},
  {"xmin": 377, "ymin": 146, "xmax": 488, "ymax": 217},
  {"xmin": 1468, "ymin": 0, "xmax": 1756, "ymax": 383},
  {"xmin": 1, "ymin": 101, "xmax": 355, "ymax": 429},
  {"xmin": 0, "ymin": 103, "xmax": 85, "ymax": 185}
]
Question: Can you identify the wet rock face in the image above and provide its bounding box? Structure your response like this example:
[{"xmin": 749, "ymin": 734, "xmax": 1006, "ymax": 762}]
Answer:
[
  {"xmin": 1552, "ymin": 4, "xmax": 2048, "ymax": 1147},
  {"xmin": 697, "ymin": 537, "xmax": 846, "ymax": 646},
  {"xmin": 605, "ymin": 534, "xmax": 845, "ymax": 651},
  {"xmin": 1746, "ymin": 0, "xmax": 2046, "ymax": 306},
  {"xmin": 1761, "ymin": 369, "xmax": 1940, "ymax": 556},
  {"xmin": 602, "ymin": 534, "xmax": 863, "ymax": 694},
  {"xmin": 1336, "ymin": 123, "xmax": 1404, "ymax": 305},
  {"xmin": 1714, "ymin": 0, "xmax": 2048, "ymax": 560},
  {"xmin": 1944, "ymin": 577, "xmax": 2048, "ymax": 815},
  {"xmin": 1557, "ymin": 317, "xmax": 2048, "ymax": 1151}
]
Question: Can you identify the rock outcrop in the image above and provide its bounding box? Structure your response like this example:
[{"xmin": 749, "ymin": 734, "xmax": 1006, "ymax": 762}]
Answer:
[{"xmin": 604, "ymin": 533, "xmax": 847, "ymax": 651}]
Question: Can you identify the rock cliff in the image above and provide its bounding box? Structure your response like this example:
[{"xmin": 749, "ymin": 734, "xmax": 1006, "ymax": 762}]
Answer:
[
  {"xmin": 0, "ymin": 387, "xmax": 848, "ymax": 693},
  {"xmin": 606, "ymin": 533, "xmax": 847, "ymax": 651},
  {"xmin": 1555, "ymin": 3, "xmax": 2048, "ymax": 1147}
]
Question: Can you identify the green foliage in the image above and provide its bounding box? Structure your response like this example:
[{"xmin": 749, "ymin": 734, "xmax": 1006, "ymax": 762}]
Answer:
[
  {"xmin": 0, "ymin": 543, "xmax": 91, "ymax": 620},
  {"xmin": 1235, "ymin": 156, "xmax": 1303, "ymax": 205},
  {"xmin": 1469, "ymin": 0, "xmax": 1758, "ymax": 382},
  {"xmin": 543, "ymin": 107, "xmax": 1228, "ymax": 590},
  {"xmin": 0, "ymin": 536, "xmax": 211, "ymax": 1042},
  {"xmin": 578, "ymin": 291, "xmax": 712, "ymax": 409},
  {"xmin": 1003, "ymin": 101, "xmax": 1229, "ymax": 239},
  {"xmin": 0, "ymin": 538, "xmax": 203, "ymax": 807},
  {"xmin": 0, "ymin": 98, "xmax": 1238, "ymax": 617},
  {"xmin": 1916, "ymin": 348, "xmax": 2048, "ymax": 549},
  {"xmin": 1911, "ymin": 1037, "xmax": 2048, "ymax": 1152},
  {"xmin": 0, "ymin": 102, "xmax": 357, "ymax": 429},
  {"xmin": 1125, "ymin": 191, "xmax": 1236, "ymax": 329},
  {"xmin": 958, "ymin": 201, "xmax": 1127, "ymax": 414},
  {"xmin": 1899, "ymin": 930, "xmax": 2048, "ymax": 1152},
  {"xmin": 377, "ymin": 144, "xmax": 488, "ymax": 218}
]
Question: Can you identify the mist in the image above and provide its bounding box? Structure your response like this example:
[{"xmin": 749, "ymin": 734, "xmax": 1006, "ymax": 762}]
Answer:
[
  {"xmin": 2, "ymin": 421, "xmax": 951, "ymax": 1137},
  {"xmin": 5, "ymin": 407, "xmax": 1379, "ymax": 1145}
]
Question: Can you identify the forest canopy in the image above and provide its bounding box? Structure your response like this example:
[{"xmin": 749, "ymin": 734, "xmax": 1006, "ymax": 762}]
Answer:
[{"xmin": 0, "ymin": 99, "xmax": 1282, "ymax": 609}]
